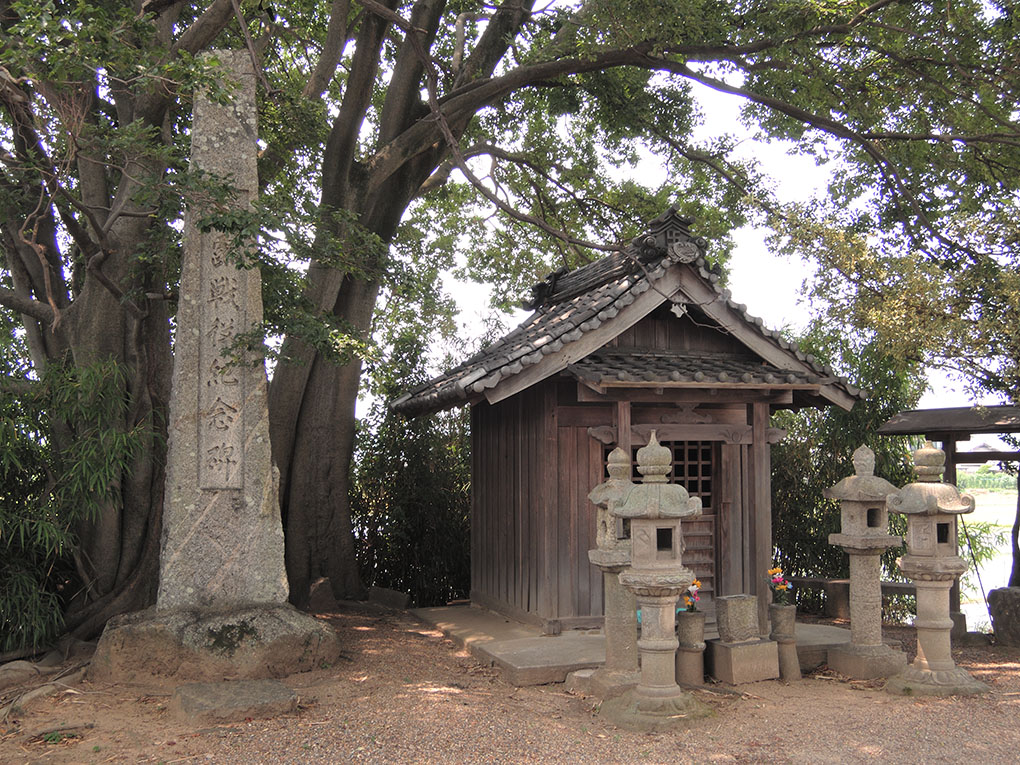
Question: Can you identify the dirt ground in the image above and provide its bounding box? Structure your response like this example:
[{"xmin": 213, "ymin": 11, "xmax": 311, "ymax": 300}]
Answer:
[{"xmin": 2, "ymin": 604, "xmax": 1019, "ymax": 764}]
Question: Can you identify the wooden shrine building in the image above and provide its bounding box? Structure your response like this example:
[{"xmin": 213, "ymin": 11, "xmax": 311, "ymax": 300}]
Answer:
[{"xmin": 392, "ymin": 207, "xmax": 864, "ymax": 633}]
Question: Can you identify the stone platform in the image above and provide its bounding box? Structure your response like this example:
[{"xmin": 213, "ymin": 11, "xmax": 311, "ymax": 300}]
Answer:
[{"xmin": 413, "ymin": 606, "xmax": 856, "ymax": 687}]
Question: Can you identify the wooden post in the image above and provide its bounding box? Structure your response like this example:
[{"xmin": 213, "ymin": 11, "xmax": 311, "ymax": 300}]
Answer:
[
  {"xmin": 616, "ymin": 400, "xmax": 633, "ymax": 540},
  {"xmin": 942, "ymin": 439, "xmax": 962, "ymax": 616},
  {"xmin": 752, "ymin": 402, "xmax": 772, "ymax": 637}
]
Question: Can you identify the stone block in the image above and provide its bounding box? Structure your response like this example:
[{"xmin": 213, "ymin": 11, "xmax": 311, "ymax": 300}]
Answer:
[
  {"xmin": 715, "ymin": 595, "xmax": 758, "ymax": 643},
  {"xmin": 706, "ymin": 638, "xmax": 778, "ymax": 685},
  {"xmin": 827, "ymin": 644, "xmax": 906, "ymax": 680},
  {"xmin": 90, "ymin": 604, "xmax": 341, "ymax": 683},
  {"xmin": 989, "ymin": 587, "xmax": 1020, "ymax": 646},
  {"xmin": 823, "ymin": 580, "xmax": 851, "ymax": 619},
  {"xmin": 169, "ymin": 679, "xmax": 296, "ymax": 725},
  {"xmin": 368, "ymin": 586, "xmax": 410, "ymax": 610}
]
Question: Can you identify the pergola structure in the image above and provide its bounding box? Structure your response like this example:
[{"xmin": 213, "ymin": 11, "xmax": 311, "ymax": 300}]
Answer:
[{"xmin": 878, "ymin": 405, "xmax": 1020, "ymax": 616}]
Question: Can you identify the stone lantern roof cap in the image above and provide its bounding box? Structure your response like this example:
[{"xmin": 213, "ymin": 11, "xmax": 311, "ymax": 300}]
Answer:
[
  {"xmin": 887, "ymin": 483, "xmax": 976, "ymax": 516},
  {"xmin": 887, "ymin": 442, "xmax": 975, "ymax": 516},
  {"xmin": 611, "ymin": 431, "xmax": 702, "ymax": 519},
  {"xmin": 823, "ymin": 445, "xmax": 899, "ymax": 501}
]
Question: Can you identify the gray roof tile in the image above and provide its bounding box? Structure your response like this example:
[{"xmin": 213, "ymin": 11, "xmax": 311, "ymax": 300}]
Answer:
[{"xmin": 391, "ymin": 206, "xmax": 865, "ymax": 416}]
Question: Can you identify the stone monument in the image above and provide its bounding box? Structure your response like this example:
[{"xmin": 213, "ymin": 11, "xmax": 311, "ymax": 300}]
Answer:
[
  {"xmin": 91, "ymin": 51, "xmax": 340, "ymax": 684},
  {"xmin": 706, "ymin": 594, "xmax": 779, "ymax": 684},
  {"xmin": 824, "ymin": 445, "xmax": 907, "ymax": 679},
  {"xmin": 585, "ymin": 446, "xmax": 639, "ymax": 699},
  {"xmin": 600, "ymin": 432, "xmax": 711, "ymax": 730},
  {"xmin": 884, "ymin": 442, "xmax": 987, "ymax": 696}
]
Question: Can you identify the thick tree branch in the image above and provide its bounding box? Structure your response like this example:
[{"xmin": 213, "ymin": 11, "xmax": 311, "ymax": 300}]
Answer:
[
  {"xmin": 0, "ymin": 285, "xmax": 55, "ymax": 323},
  {"xmin": 171, "ymin": 0, "xmax": 234, "ymax": 56},
  {"xmin": 649, "ymin": 56, "xmax": 983, "ymax": 261},
  {"xmin": 320, "ymin": 0, "xmax": 397, "ymax": 208},
  {"xmin": 302, "ymin": 0, "xmax": 352, "ymax": 98}
]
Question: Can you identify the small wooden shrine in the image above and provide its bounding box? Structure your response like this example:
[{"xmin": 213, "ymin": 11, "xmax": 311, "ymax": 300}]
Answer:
[{"xmin": 392, "ymin": 207, "xmax": 863, "ymax": 632}]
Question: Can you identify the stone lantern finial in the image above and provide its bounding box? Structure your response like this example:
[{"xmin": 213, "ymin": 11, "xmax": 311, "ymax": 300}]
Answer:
[
  {"xmin": 606, "ymin": 446, "xmax": 631, "ymax": 480},
  {"xmin": 852, "ymin": 445, "xmax": 876, "ymax": 477},
  {"xmin": 636, "ymin": 430, "xmax": 671, "ymax": 483},
  {"xmin": 913, "ymin": 441, "xmax": 945, "ymax": 483}
]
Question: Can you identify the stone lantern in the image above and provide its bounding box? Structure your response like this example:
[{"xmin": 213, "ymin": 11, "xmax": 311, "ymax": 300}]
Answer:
[
  {"xmin": 600, "ymin": 431, "xmax": 711, "ymax": 730},
  {"xmin": 586, "ymin": 446, "xmax": 639, "ymax": 698},
  {"xmin": 885, "ymin": 442, "xmax": 987, "ymax": 696},
  {"xmin": 824, "ymin": 445, "xmax": 907, "ymax": 679}
]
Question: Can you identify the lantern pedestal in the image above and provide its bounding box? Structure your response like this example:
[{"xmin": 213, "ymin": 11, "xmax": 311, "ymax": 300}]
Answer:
[
  {"xmin": 601, "ymin": 579, "xmax": 711, "ymax": 731},
  {"xmin": 587, "ymin": 555, "xmax": 639, "ymax": 700}
]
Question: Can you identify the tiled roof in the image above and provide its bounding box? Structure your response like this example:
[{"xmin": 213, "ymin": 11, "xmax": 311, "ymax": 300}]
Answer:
[
  {"xmin": 567, "ymin": 349, "xmax": 823, "ymax": 388},
  {"xmin": 391, "ymin": 206, "xmax": 863, "ymax": 417}
]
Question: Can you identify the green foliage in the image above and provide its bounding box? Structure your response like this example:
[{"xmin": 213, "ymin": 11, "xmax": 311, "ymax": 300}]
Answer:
[
  {"xmin": 0, "ymin": 358, "xmax": 147, "ymax": 652},
  {"xmin": 771, "ymin": 321, "xmax": 923, "ymax": 596},
  {"xmin": 958, "ymin": 520, "xmax": 1009, "ymax": 593},
  {"xmin": 351, "ymin": 344, "xmax": 471, "ymax": 607},
  {"xmin": 958, "ymin": 472, "xmax": 1019, "ymax": 491}
]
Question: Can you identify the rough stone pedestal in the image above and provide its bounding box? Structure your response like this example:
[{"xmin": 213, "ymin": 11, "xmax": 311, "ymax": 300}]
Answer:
[
  {"xmin": 706, "ymin": 595, "xmax": 778, "ymax": 685},
  {"xmin": 587, "ymin": 560, "xmax": 639, "ymax": 699},
  {"xmin": 92, "ymin": 51, "xmax": 339, "ymax": 684},
  {"xmin": 825, "ymin": 552, "xmax": 906, "ymax": 679},
  {"xmin": 91, "ymin": 604, "xmax": 340, "ymax": 683},
  {"xmin": 988, "ymin": 587, "xmax": 1020, "ymax": 646}
]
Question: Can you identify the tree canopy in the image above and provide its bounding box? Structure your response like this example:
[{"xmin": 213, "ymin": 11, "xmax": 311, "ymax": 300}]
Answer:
[{"xmin": 2, "ymin": 0, "xmax": 1019, "ymax": 646}]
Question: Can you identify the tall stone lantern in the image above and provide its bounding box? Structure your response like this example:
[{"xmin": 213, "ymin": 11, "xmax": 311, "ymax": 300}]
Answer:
[
  {"xmin": 600, "ymin": 432, "xmax": 711, "ymax": 730},
  {"xmin": 824, "ymin": 445, "xmax": 907, "ymax": 679},
  {"xmin": 885, "ymin": 442, "xmax": 988, "ymax": 696},
  {"xmin": 586, "ymin": 446, "xmax": 639, "ymax": 698}
]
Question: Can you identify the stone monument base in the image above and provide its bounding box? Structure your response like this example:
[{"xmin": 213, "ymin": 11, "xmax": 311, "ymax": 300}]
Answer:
[
  {"xmin": 90, "ymin": 603, "xmax": 341, "ymax": 683},
  {"xmin": 706, "ymin": 639, "xmax": 779, "ymax": 685},
  {"xmin": 588, "ymin": 667, "xmax": 640, "ymax": 700},
  {"xmin": 827, "ymin": 643, "xmax": 907, "ymax": 680},
  {"xmin": 599, "ymin": 688, "xmax": 712, "ymax": 731},
  {"xmin": 884, "ymin": 665, "xmax": 989, "ymax": 696}
]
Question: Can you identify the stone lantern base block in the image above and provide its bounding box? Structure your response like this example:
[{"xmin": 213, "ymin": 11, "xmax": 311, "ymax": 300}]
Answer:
[
  {"xmin": 600, "ymin": 688, "xmax": 712, "ymax": 731},
  {"xmin": 586, "ymin": 667, "xmax": 640, "ymax": 700},
  {"xmin": 828, "ymin": 643, "xmax": 907, "ymax": 680},
  {"xmin": 90, "ymin": 604, "xmax": 342, "ymax": 683},
  {"xmin": 884, "ymin": 665, "xmax": 989, "ymax": 697},
  {"xmin": 706, "ymin": 639, "xmax": 778, "ymax": 685}
]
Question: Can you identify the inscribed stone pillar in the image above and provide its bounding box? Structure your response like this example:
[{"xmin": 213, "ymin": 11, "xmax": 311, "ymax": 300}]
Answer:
[
  {"xmin": 90, "ymin": 52, "xmax": 339, "ymax": 683},
  {"xmin": 157, "ymin": 50, "xmax": 288, "ymax": 610}
]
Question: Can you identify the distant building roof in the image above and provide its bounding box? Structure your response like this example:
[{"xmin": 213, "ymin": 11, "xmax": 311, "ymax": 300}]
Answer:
[
  {"xmin": 878, "ymin": 406, "xmax": 1020, "ymax": 438},
  {"xmin": 392, "ymin": 206, "xmax": 865, "ymax": 417}
]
